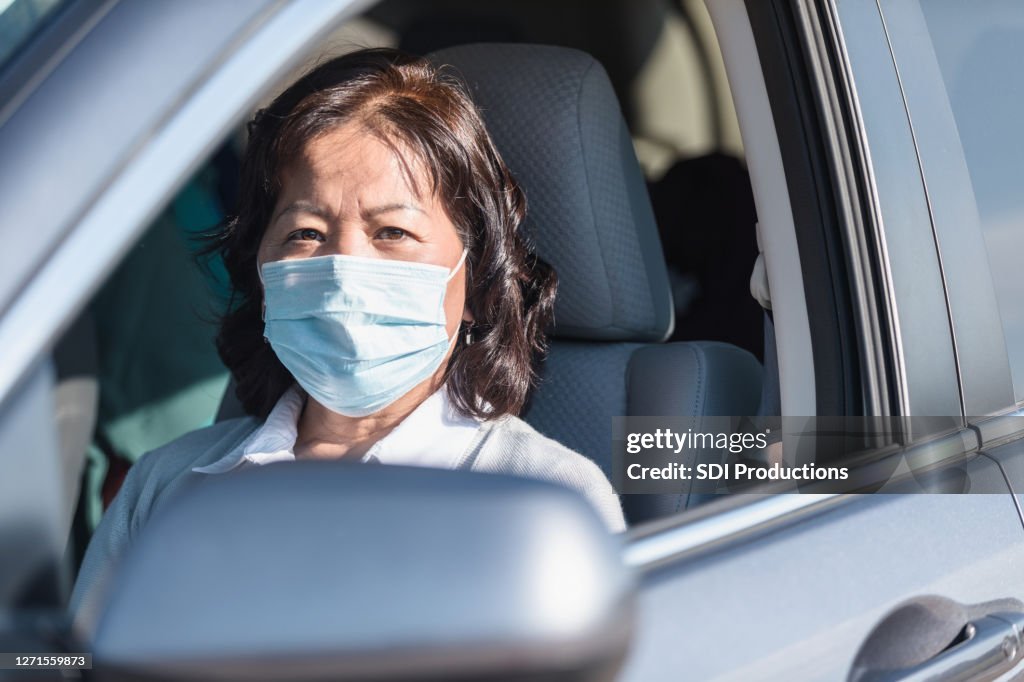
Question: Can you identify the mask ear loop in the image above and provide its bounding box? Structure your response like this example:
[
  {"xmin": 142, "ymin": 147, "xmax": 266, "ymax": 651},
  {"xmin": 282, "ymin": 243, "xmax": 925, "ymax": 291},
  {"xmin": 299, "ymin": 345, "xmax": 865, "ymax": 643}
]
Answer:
[
  {"xmin": 446, "ymin": 249, "xmax": 469, "ymax": 282},
  {"xmin": 444, "ymin": 249, "xmax": 470, "ymax": 348}
]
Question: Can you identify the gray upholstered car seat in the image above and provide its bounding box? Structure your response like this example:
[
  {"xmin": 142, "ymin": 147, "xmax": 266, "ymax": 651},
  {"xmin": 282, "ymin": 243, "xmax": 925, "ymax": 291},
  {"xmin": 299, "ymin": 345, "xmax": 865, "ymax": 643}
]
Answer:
[{"xmin": 428, "ymin": 44, "xmax": 763, "ymax": 523}]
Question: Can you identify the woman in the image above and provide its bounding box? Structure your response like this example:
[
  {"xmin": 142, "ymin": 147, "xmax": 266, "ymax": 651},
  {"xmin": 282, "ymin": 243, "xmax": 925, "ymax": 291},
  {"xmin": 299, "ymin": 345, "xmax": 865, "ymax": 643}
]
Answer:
[{"xmin": 72, "ymin": 48, "xmax": 625, "ymax": 619}]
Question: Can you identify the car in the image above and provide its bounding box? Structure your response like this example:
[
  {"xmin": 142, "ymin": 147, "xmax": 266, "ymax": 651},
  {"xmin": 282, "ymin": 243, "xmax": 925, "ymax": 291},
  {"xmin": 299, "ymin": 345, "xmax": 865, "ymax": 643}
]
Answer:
[{"xmin": 3, "ymin": 0, "xmax": 1024, "ymax": 680}]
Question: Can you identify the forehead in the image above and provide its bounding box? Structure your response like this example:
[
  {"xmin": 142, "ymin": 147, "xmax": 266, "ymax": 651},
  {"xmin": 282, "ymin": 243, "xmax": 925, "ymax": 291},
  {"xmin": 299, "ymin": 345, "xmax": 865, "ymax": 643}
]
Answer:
[{"xmin": 280, "ymin": 122, "xmax": 436, "ymax": 201}]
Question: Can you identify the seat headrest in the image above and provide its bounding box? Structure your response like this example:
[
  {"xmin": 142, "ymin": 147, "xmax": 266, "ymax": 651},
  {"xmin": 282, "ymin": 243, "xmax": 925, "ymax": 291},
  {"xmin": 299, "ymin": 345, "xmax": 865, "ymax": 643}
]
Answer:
[{"xmin": 428, "ymin": 43, "xmax": 673, "ymax": 342}]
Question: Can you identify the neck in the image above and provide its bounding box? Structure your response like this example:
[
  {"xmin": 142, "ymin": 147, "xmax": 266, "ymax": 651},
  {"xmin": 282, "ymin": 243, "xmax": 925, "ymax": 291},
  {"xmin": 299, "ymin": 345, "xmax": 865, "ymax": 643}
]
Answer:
[{"xmin": 294, "ymin": 373, "xmax": 443, "ymax": 460}]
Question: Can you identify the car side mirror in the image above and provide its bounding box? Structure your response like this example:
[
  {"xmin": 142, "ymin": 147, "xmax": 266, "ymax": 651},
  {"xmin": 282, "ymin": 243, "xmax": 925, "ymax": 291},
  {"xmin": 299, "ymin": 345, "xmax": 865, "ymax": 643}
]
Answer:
[{"xmin": 88, "ymin": 463, "xmax": 634, "ymax": 681}]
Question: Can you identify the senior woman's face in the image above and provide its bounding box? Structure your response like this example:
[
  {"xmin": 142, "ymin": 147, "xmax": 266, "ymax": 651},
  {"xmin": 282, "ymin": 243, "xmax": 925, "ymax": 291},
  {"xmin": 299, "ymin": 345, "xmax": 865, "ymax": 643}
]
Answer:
[{"xmin": 257, "ymin": 121, "xmax": 469, "ymax": 339}]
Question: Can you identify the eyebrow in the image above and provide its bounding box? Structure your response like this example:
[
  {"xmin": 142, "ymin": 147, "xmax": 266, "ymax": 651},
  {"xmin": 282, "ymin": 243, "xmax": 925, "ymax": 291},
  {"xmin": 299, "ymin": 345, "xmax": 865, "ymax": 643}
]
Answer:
[
  {"xmin": 272, "ymin": 201, "xmax": 425, "ymax": 224},
  {"xmin": 272, "ymin": 200, "xmax": 330, "ymax": 224},
  {"xmin": 362, "ymin": 202, "xmax": 425, "ymax": 218}
]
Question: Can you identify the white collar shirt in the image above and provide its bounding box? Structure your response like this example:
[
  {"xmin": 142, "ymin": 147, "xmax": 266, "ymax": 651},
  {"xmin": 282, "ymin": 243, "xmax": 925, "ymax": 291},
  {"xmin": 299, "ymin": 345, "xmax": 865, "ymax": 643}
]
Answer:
[{"xmin": 192, "ymin": 385, "xmax": 481, "ymax": 475}]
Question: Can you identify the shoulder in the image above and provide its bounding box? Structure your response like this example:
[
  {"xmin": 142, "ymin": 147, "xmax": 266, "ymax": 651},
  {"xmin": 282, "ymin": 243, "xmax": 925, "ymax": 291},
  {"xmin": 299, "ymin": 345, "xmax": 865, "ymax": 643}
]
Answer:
[
  {"xmin": 123, "ymin": 417, "xmax": 259, "ymax": 514},
  {"xmin": 475, "ymin": 416, "xmax": 609, "ymax": 488},
  {"xmin": 70, "ymin": 417, "xmax": 260, "ymax": 623},
  {"xmin": 471, "ymin": 416, "xmax": 626, "ymax": 532},
  {"xmin": 473, "ymin": 416, "xmax": 581, "ymax": 467},
  {"xmin": 131, "ymin": 417, "xmax": 259, "ymax": 481},
  {"xmin": 112, "ymin": 416, "xmax": 260, "ymax": 552}
]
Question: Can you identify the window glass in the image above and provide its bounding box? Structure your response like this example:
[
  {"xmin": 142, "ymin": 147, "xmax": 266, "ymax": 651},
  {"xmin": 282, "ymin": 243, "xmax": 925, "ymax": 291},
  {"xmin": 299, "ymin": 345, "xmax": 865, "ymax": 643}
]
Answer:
[{"xmin": 918, "ymin": 1, "xmax": 1024, "ymax": 401}]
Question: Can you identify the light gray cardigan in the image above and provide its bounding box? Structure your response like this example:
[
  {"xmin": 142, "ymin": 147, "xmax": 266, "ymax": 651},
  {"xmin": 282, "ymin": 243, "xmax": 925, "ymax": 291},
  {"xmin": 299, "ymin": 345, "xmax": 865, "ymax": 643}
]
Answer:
[{"xmin": 70, "ymin": 414, "xmax": 625, "ymax": 626}]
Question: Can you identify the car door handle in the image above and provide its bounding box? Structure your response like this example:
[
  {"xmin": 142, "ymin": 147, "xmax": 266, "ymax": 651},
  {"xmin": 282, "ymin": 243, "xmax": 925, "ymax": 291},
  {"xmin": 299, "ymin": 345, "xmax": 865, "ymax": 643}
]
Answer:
[{"xmin": 859, "ymin": 612, "xmax": 1024, "ymax": 682}]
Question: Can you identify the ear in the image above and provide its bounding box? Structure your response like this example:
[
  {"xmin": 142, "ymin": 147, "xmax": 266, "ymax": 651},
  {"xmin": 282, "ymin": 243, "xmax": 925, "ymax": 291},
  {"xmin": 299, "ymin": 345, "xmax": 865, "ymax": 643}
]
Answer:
[{"xmin": 462, "ymin": 307, "xmax": 475, "ymax": 323}]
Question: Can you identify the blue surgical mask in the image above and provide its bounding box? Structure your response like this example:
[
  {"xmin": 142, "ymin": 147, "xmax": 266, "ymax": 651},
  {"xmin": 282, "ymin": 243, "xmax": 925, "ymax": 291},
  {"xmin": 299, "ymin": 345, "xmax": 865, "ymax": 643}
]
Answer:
[{"xmin": 261, "ymin": 250, "xmax": 467, "ymax": 417}]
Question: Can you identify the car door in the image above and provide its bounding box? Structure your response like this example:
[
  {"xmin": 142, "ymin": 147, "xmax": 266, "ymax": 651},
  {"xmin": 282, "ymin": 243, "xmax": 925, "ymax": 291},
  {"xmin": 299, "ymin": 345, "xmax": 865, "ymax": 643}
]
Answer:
[{"xmin": 618, "ymin": 0, "xmax": 1024, "ymax": 679}]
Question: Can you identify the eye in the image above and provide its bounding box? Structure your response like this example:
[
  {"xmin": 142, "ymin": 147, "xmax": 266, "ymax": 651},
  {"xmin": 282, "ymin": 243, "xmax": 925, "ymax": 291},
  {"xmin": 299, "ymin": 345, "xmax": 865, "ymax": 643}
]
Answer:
[
  {"xmin": 286, "ymin": 228, "xmax": 325, "ymax": 243},
  {"xmin": 375, "ymin": 227, "xmax": 408, "ymax": 241}
]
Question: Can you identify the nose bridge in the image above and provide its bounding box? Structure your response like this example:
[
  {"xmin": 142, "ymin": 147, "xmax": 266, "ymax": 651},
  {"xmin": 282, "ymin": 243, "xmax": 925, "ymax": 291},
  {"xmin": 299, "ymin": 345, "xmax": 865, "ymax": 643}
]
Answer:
[{"xmin": 324, "ymin": 224, "xmax": 374, "ymax": 258}]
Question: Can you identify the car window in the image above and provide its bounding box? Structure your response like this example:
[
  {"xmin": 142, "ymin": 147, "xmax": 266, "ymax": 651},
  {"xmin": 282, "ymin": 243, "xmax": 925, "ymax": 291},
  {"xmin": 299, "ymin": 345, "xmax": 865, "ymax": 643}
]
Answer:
[
  {"xmin": 916, "ymin": 1, "xmax": 1024, "ymax": 403},
  {"xmin": 64, "ymin": 2, "xmax": 769, "ymax": 552},
  {"xmin": 0, "ymin": 0, "xmax": 67, "ymax": 70}
]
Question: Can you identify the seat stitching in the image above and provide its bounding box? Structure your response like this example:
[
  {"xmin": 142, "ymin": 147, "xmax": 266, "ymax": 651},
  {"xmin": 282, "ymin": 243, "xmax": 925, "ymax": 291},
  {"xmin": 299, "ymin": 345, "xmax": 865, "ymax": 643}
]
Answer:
[{"xmin": 692, "ymin": 344, "xmax": 707, "ymax": 417}]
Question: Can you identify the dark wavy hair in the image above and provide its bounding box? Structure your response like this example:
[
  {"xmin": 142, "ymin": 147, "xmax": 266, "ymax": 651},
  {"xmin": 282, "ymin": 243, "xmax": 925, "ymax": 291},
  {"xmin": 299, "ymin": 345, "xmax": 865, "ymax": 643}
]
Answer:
[{"xmin": 207, "ymin": 48, "xmax": 557, "ymax": 420}]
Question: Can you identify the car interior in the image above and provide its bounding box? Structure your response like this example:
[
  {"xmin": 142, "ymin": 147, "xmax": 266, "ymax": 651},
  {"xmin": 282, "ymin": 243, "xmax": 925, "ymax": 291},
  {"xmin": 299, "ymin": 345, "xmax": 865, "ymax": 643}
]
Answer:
[{"xmin": 53, "ymin": 0, "xmax": 773, "ymax": 578}]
